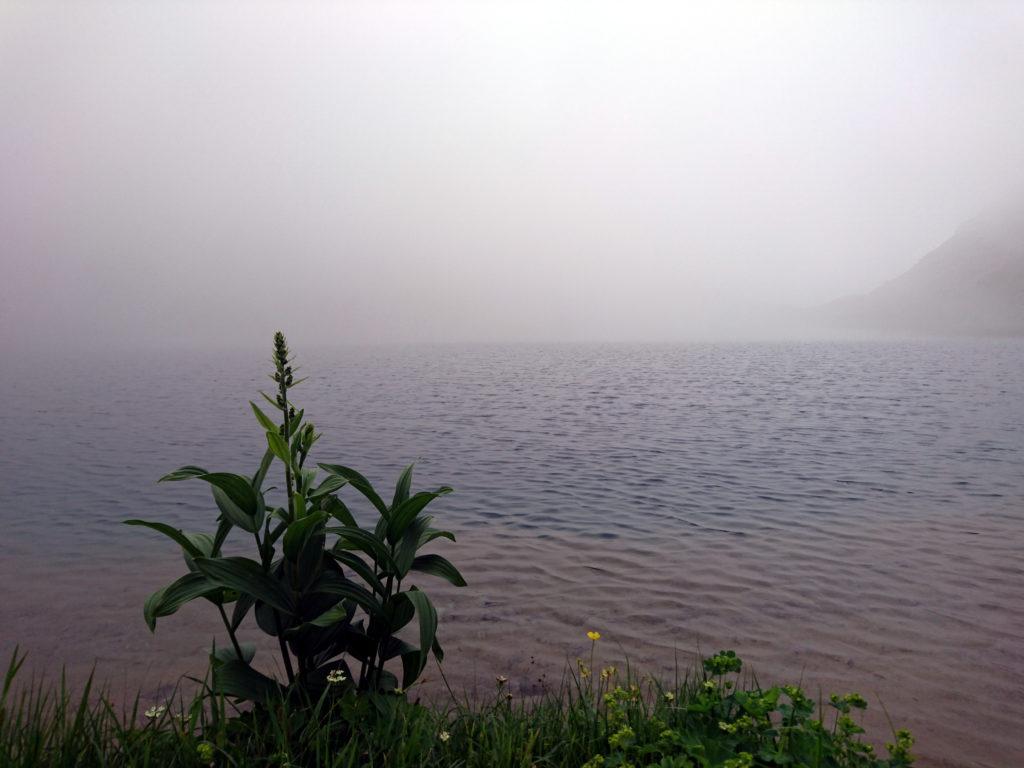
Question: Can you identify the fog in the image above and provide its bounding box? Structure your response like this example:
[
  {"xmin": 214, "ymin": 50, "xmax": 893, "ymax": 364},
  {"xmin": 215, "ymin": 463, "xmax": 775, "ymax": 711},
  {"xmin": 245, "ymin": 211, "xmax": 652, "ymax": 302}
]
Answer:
[{"xmin": 2, "ymin": 1, "xmax": 1023, "ymax": 349}]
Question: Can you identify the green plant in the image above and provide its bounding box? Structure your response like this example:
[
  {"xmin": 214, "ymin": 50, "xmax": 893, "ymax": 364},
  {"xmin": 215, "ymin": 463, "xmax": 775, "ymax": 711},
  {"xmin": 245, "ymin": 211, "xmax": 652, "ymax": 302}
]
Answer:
[
  {"xmin": 0, "ymin": 647, "xmax": 915, "ymax": 768},
  {"xmin": 126, "ymin": 332, "xmax": 466, "ymax": 703},
  {"xmin": 574, "ymin": 647, "xmax": 914, "ymax": 768}
]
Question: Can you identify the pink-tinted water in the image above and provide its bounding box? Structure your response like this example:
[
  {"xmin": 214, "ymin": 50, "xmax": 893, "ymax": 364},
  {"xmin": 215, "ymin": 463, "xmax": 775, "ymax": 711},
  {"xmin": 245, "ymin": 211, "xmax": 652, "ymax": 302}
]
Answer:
[{"xmin": 1, "ymin": 343, "xmax": 1022, "ymax": 766}]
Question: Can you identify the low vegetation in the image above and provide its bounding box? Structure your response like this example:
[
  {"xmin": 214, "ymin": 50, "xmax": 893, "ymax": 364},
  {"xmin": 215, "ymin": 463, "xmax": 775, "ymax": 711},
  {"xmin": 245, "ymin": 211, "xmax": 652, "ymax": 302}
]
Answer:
[
  {"xmin": 0, "ymin": 334, "xmax": 915, "ymax": 766},
  {"xmin": 0, "ymin": 644, "xmax": 914, "ymax": 767}
]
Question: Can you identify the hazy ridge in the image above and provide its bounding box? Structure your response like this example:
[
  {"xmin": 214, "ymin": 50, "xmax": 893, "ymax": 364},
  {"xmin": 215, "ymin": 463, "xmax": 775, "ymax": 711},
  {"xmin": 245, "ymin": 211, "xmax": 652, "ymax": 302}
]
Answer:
[{"xmin": 817, "ymin": 207, "xmax": 1024, "ymax": 337}]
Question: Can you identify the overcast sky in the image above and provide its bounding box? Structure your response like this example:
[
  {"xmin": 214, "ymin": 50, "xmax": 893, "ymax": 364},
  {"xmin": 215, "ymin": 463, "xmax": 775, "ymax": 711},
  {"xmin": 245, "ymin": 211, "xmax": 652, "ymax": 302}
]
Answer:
[{"xmin": 2, "ymin": 1, "xmax": 1023, "ymax": 348}]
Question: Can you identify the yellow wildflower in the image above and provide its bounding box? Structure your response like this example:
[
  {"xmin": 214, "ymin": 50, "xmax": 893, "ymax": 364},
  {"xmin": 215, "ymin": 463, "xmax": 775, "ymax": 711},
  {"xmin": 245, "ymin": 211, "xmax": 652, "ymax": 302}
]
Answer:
[{"xmin": 587, "ymin": 631, "xmax": 601, "ymax": 641}]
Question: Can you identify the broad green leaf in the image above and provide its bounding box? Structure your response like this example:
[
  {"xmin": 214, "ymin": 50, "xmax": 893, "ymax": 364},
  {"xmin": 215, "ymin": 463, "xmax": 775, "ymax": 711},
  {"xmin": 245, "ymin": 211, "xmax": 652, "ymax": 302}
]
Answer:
[
  {"xmin": 212, "ymin": 516, "xmax": 232, "ymax": 554},
  {"xmin": 212, "ymin": 642, "xmax": 256, "ymax": 664},
  {"xmin": 143, "ymin": 572, "xmax": 218, "ymax": 631},
  {"xmin": 249, "ymin": 401, "xmax": 278, "ymax": 432},
  {"xmin": 251, "ymin": 448, "xmax": 274, "ymax": 491},
  {"xmin": 298, "ymin": 468, "xmax": 317, "ymax": 495},
  {"xmin": 419, "ymin": 528, "xmax": 456, "ymax": 547},
  {"xmin": 328, "ymin": 550, "xmax": 385, "ymax": 595},
  {"xmin": 183, "ymin": 532, "xmax": 215, "ymax": 557},
  {"xmin": 254, "ymin": 490, "xmax": 267, "ymax": 530},
  {"xmin": 317, "ymin": 464, "xmax": 389, "ymax": 517},
  {"xmin": 193, "ymin": 557, "xmax": 293, "ymax": 615},
  {"xmin": 387, "ymin": 488, "xmax": 453, "ymax": 544},
  {"xmin": 124, "ymin": 520, "xmax": 205, "ymax": 559},
  {"xmin": 182, "ymin": 532, "xmax": 215, "ymax": 571},
  {"xmin": 401, "ymin": 589, "xmax": 437, "ymax": 681},
  {"xmin": 213, "ymin": 659, "xmax": 280, "ymax": 703},
  {"xmin": 401, "ymin": 650, "xmax": 424, "ymax": 690},
  {"xmin": 287, "ymin": 408, "xmax": 304, "ymax": 438},
  {"xmin": 322, "ymin": 495, "xmax": 357, "ymax": 527},
  {"xmin": 254, "ymin": 600, "xmax": 285, "ymax": 638},
  {"xmin": 267, "ymin": 518, "xmax": 288, "ymax": 546},
  {"xmin": 313, "ymin": 571, "xmax": 383, "ymax": 616},
  {"xmin": 200, "ymin": 473, "xmax": 260, "ymax": 533},
  {"xmin": 385, "ymin": 592, "xmax": 416, "ymax": 633},
  {"xmin": 283, "ymin": 511, "xmax": 327, "ymax": 561},
  {"xmin": 211, "ymin": 487, "xmax": 257, "ymax": 533},
  {"xmin": 265, "ymin": 431, "xmax": 291, "ymax": 466},
  {"xmin": 289, "ymin": 426, "xmax": 304, "ymax": 456},
  {"xmin": 291, "ymin": 492, "xmax": 306, "ymax": 519},
  {"xmin": 398, "ymin": 640, "xmax": 443, "ymax": 688},
  {"xmin": 381, "ymin": 637, "xmax": 417, "ymax": 661},
  {"xmin": 158, "ymin": 465, "xmax": 209, "ymax": 483},
  {"xmin": 392, "ymin": 463, "xmax": 414, "ymax": 510},
  {"xmin": 306, "ymin": 601, "xmax": 351, "ymax": 628},
  {"xmin": 310, "ymin": 476, "xmax": 348, "ymax": 501},
  {"xmin": 231, "ymin": 592, "xmax": 254, "ymax": 631},
  {"xmin": 299, "ymin": 424, "xmax": 320, "ymax": 455},
  {"xmin": 328, "ymin": 526, "xmax": 395, "ymax": 572},
  {"xmin": 410, "ymin": 554, "xmax": 467, "ymax": 587},
  {"xmin": 393, "ymin": 516, "xmax": 431, "ymax": 577}
]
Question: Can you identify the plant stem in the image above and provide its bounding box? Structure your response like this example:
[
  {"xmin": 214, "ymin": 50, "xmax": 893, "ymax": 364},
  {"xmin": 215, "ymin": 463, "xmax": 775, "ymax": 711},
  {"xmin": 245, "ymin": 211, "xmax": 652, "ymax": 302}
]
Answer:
[
  {"xmin": 254, "ymin": 528, "xmax": 296, "ymax": 687},
  {"xmin": 274, "ymin": 340, "xmax": 299, "ymax": 685},
  {"xmin": 277, "ymin": 631, "xmax": 296, "ymax": 686},
  {"xmin": 280, "ymin": 380, "xmax": 295, "ymax": 520},
  {"xmin": 216, "ymin": 604, "xmax": 245, "ymax": 662},
  {"xmin": 358, "ymin": 656, "xmax": 369, "ymax": 691},
  {"xmin": 371, "ymin": 572, "xmax": 397, "ymax": 688}
]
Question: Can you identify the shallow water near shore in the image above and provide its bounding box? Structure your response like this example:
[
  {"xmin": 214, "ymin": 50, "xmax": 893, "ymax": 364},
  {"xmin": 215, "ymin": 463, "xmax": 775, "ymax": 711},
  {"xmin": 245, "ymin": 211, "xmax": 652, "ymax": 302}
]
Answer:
[{"xmin": 1, "ymin": 341, "xmax": 1022, "ymax": 766}]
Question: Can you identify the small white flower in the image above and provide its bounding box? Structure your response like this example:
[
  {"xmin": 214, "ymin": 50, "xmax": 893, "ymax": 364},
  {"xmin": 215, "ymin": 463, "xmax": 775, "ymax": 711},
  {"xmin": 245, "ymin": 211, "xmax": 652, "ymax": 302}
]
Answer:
[
  {"xmin": 663, "ymin": 692, "xmax": 675, "ymax": 702},
  {"xmin": 144, "ymin": 704, "xmax": 166, "ymax": 719},
  {"xmin": 326, "ymin": 669, "xmax": 347, "ymax": 684},
  {"xmin": 439, "ymin": 729, "xmax": 451, "ymax": 743}
]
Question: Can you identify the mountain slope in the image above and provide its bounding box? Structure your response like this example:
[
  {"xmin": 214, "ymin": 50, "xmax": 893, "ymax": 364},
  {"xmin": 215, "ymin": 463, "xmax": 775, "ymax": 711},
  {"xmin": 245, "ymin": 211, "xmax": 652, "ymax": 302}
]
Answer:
[{"xmin": 819, "ymin": 209, "xmax": 1024, "ymax": 336}]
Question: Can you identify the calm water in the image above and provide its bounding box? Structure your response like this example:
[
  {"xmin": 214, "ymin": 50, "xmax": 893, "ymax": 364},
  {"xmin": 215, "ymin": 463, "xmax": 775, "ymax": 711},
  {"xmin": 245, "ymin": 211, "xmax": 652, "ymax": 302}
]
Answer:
[{"xmin": 1, "ymin": 342, "xmax": 1022, "ymax": 766}]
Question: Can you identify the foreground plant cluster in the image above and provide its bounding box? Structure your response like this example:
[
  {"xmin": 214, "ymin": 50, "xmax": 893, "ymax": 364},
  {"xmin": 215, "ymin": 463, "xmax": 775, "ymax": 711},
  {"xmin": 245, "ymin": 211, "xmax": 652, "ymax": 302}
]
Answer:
[
  {"xmin": 128, "ymin": 332, "xmax": 465, "ymax": 700},
  {"xmin": 1, "ymin": 334, "xmax": 915, "ymax": 767}
]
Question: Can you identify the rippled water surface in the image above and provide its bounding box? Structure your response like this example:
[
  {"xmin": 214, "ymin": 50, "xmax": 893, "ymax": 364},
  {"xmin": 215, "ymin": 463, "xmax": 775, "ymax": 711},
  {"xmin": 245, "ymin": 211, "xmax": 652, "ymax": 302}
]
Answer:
[{"xmin": 1, "ymin": 342, "xmax": 1022, "ymax": 766}]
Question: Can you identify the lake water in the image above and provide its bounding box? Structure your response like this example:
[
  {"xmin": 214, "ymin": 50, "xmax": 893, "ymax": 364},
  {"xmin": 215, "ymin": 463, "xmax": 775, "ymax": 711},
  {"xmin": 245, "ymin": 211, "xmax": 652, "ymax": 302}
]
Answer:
[{"xmin": 1, "ymin": 341, "xmax": 1022, "ymax": 766}]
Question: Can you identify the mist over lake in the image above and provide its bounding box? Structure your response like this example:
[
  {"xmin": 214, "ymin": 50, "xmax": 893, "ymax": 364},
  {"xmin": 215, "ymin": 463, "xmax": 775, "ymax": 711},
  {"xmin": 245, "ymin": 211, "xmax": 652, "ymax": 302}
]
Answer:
[
  {"xmin": 4, "ymin": 2, "xmax": 1024, "ymax": 765},
  {"xmin": 2, "ymin": 340, "xmax": 1022, "ymax": 764}
]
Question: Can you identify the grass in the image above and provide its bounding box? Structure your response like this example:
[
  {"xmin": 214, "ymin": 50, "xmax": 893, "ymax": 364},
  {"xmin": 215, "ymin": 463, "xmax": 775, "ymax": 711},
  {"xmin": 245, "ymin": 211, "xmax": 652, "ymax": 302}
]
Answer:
[{"xmin": 0, "ymin": 646, "xmax": 915, "ymax": 768}]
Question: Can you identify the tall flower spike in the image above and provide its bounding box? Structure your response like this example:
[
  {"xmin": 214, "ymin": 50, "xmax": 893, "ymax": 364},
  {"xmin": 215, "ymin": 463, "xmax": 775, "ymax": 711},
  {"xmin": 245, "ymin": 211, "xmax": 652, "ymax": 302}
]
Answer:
[{"xmin": 273, "ymin": 332, "xmax": 290, "ymax": 378}]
